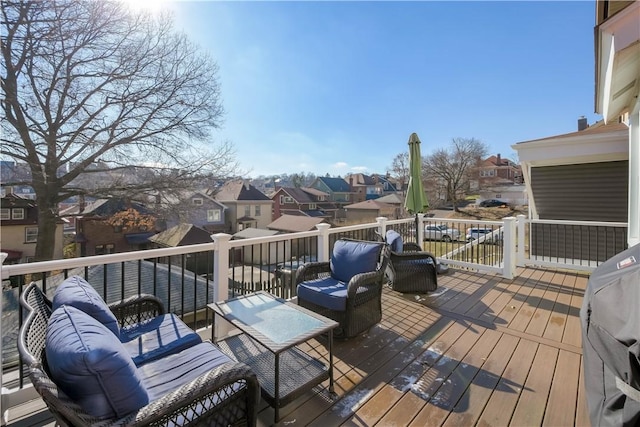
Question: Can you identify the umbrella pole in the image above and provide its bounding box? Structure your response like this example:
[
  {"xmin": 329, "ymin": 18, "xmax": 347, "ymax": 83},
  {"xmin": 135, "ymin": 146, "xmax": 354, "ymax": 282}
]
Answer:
[{"xmin": 415, "ymin": 214, "xmax": 420, "ymax": 246}]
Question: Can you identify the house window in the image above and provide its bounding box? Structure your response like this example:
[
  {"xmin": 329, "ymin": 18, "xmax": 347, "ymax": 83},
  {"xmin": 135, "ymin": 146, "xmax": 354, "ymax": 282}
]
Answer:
[
  {"xmin": 244, "ymin": 206, "xmax": 251, "ymax": 217},
  {"xmin": 12, "ymin": 208, "xmax": 25, "ymax": 220},
  {"xmin": 25, "ymin": 226, "xmax": 38, "ymax": 243},
  {"xmin": 95, "ymin": 243, "xmax": 115, "ymax": 255},
  {"xmin": 0, "ymin": 208, "xmax": 9, "ymax": 220},
  {"xmin": 207, "ymin": 209, "xmax": 221, "ymax": 222},
  {"xmin": 255, "ymin": 205, "xmax": 261, "ymax": 216},
  {"xmin": 309, "ymin": 203, "xmax": 316, "ymax": 210},
  {"xmin": 279, "ymin": 195, "xmax": 284, "ymax": 204},
  {"xmin": 283, "ymin": 196, "xmax": 294, "ymax": 204},
  {"xmin": 192, "ymin": 198, "xmax": 203, "ymax": 205}
]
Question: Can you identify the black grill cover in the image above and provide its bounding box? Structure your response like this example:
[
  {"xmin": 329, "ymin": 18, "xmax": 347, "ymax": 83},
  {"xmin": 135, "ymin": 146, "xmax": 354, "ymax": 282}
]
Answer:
[{"xmin": 581, "ymin": 243, "xmax": 640, "ymax": 426}]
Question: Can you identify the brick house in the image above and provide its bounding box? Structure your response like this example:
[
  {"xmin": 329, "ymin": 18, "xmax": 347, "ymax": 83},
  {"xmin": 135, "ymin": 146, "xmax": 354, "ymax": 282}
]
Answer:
[
  {"xmin": 476, "ymin": 154, "xmax": 522, "ymax": 188},
  {"xmin": 63, "ymin": 197, "xmax": 159, "ymax": 257},
  {"xmin": 271, "ymin": 187, "xmax": 333, "ymax": 220}
]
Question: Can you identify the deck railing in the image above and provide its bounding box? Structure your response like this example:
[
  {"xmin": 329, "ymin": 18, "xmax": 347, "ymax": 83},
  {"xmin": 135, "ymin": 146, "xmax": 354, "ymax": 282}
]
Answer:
[{"xmin": 0, "ymin": 215, "xmax": 628, "ymax": 417}]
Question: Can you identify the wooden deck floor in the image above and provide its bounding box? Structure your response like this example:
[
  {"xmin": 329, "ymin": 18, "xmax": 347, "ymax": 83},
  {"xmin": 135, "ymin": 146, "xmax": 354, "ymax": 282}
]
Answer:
[{"xmin": 6, "ymin": 266, "xmax": 591, "ymax": 427}]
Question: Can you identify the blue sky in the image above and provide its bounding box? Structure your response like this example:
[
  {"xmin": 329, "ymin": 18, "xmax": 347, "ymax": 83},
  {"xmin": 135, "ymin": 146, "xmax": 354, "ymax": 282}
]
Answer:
[{"xmin": 165, "ymin": 1, "xmax": 599, "ymax": 178}]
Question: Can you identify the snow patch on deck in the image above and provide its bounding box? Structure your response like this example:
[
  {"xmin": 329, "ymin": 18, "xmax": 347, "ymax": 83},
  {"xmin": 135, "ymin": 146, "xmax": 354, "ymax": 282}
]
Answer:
[{"xmin": 332, "ymin": 388, "xmax": 375, "ymax": 418}]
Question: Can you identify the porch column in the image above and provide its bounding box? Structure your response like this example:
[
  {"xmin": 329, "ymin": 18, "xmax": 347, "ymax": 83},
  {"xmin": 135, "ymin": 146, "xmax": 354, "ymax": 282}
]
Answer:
[
  {"xmin": 376, "ymin": 217, "xmax": 388, "ymax": 238},
  {"xmin": 416, "ymin": 213, "xmax": 425, "ymax": 243},
  {"xmin": 629, "ymin": 102, "xmax": 640, "ymax": 247},
  {"xmin": 516, "ymin": 214, "xmax": 527, "ymax": 266},
  {"xmin": 211, "ymin": 233, "xmax": 232, "ymax": 302}
]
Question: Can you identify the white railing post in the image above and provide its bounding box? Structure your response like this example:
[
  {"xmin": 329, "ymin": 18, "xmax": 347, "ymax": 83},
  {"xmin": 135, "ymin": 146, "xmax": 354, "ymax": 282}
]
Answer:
[
  {"xmin": 516, "ymin": 214, "xmax": 527, "ymax": 267},
  {"xmin": 211, "ymin": 234, "xmax": 232, "ymax": 303},
  {"xmin": 1, "ymin": 252, "xmax": 7, "ymax": 426},
  {"xmin": 502, "ymin": 217, "xmax": 517, "ymax": 279},
  {"xmin": 417, "ymin": 213, "xmax": 425, "ymax": 244},
  {"xmin": 376, "ymin": 217, "xmax": 388, "ymax": 239},
  {"xmin": 315, "ymin": 223, "xmax": 332, "ymax": 262}
]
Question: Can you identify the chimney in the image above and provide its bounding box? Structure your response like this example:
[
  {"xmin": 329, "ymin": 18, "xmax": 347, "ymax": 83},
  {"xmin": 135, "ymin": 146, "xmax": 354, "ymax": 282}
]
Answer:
[
  {"xmin": 496, "ymin": 153, "xmax": 501, "ymax": 165},
  {"xmin": 578, "ymin": 116, "xmax": 588, "ymax": 131}
]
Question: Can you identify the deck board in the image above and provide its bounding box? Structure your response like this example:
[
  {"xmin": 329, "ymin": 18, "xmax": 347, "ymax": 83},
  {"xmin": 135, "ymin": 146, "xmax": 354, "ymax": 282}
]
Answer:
[{"xmin": 5, "ymin": 267, "xmax": 592, "ymax": 427}]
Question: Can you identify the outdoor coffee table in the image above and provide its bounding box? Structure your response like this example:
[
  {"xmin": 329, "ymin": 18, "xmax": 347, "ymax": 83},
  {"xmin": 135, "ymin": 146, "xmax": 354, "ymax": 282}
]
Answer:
[{"xmin": 208, "ymin": 291, "xmax": 338, "ymax": 423}]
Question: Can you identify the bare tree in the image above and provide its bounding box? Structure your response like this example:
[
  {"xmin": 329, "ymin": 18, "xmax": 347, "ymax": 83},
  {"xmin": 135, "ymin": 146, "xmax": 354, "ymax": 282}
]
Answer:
[
  {"xmin": 387, "ymin": 152, "xmax": 409, "ymax": 193},
  {"xmin": 423, "ymin": 137, "xmax": 488, "ymax": 211},
  {"xmin": 1, "ymin": 0, "xmax": 237, "ymax": 261}
]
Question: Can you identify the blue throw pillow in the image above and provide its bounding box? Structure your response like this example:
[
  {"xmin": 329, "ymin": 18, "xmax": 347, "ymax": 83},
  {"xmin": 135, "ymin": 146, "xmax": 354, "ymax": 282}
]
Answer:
[
  {"xmin": 386, "ymin": 230, "xmax": 404, "ymax": 253},
  {"xmin": 330, "ymin": 239, "xmax": 383, "ymax": 283},
  {"xmin": 52, "ymin": 276, "xmax": 120, "ymax": 337},
  {"xmin": 46, "ymin": 306, "xmax": 149, "ymax": 419}
]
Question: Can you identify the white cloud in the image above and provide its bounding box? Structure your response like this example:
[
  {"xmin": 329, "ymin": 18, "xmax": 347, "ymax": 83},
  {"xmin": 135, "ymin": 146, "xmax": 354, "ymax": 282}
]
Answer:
[{"xmin": 333, "ymin": 162, "xmax": 348, "ymax": 169}]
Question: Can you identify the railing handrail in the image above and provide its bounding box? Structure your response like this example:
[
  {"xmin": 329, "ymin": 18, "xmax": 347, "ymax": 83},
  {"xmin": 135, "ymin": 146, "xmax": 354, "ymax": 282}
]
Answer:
[{"xmin": 527, "ymin": 218, "xmax": 628, "ymax": 227}]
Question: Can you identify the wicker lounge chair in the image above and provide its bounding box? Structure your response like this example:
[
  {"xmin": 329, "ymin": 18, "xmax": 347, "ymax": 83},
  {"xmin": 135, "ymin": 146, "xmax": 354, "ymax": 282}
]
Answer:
[
  {"xmin": 296, "ymin": 238, "xmax": 390, "ymax": 338},
  {"xmin": 382, "ymin": 230, "xmax": 438, "ymax": 293},
  {"xmin": 18, "ymin": 281, "xmax": 260, "ymax": 427}
]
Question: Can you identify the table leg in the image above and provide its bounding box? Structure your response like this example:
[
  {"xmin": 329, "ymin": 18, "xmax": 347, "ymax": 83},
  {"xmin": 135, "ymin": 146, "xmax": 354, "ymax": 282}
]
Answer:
[
  {"xmin": 329, "ymin": 329, "xmax": 334, "ymax": 393},
  {"xmin": 274, "ymin": 352, "xmax": 280, "ymax": 423}
]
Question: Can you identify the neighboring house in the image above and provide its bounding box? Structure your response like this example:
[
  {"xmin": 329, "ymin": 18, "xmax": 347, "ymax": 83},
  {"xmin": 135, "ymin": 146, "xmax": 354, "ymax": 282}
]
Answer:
[
  {"xmin": 476, "ymin": 154, "xmax": 522, "ymax": 189},
  {"xmin": 346, "ymin": 173, "xmax": 383, "ymax": 202},
  {"xmin": 512, "ymin": 0, "xmax": 640, "ymax": 258},
  {"xmin": 344, "ymin": 199, "xmax": 399, "ymax": 223},
  {"xmin": 62, "ymin": 197, "xmax": 158, "ymax": 257},
  {"xmin": 375, "ymin": 193, "xmax": 405, "ymax": 206},
  {"xmin": 593, "ymin": 0, "xmax": 639, "ymax": 247},
  {"xmin": 213, "ymin": 180, "xmax": 274, "ymax": 233},
  {"xmin": 478, "ymin": 185, "xmax": 528, "ymax": 207},
  {"xmin": 372, "ymin": 174, "xmax": 400, "ymax": 195},
  {"xmin": 148, "ymin": 223, "xmax": 214, "ymax": 275},
  {"xmin": 164, "ymin": 191, "xmax": 228, "ymax": 234},
  {"xmin": 0, "ymin": 193, "xmax": 64, "ymax": 263},
  {"xmin": 308, "ymin": 177, "xmax": 352, "ymax": 205},
  {"xmin": 271, "ymin": 187, "xmax": 332, "ymax": 219}
]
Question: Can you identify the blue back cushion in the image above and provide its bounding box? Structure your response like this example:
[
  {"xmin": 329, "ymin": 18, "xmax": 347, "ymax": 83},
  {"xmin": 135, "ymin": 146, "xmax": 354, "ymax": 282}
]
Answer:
[
  {"xmin": 330, "ymin": 239, "xmax": 382, "ymax": 283},
  {"xmin": 386, "ymin": 230, "xmax": 404, "ymax": 253},
  {"xmin": 53, "ymin": 276, "xmax": 120, "ymax": 337},
  {"xmin": 46, "ymin": 306, "xmax": 149, "ymax": 419}
]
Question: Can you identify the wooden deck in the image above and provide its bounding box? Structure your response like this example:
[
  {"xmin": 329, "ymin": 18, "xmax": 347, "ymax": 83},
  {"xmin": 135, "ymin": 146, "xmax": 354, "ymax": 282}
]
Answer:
[{"xmin": 6, "ymin": 266, "xmax": 591, "ymax": 427}]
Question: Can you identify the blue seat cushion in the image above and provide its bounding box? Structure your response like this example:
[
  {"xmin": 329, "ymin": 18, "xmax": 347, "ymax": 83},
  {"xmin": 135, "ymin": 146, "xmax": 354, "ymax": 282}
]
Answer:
[
  {"xmin": 52, "ymin": 276, "xmax": 120, "ymax": 337},
  {"xmin": 330, "ymin": 240, "xmax": 382, "ymax": 283},
  {"xmin": 386, "ymin": 230, "xmax": 404, "ymax": 253},
  {"xmin": 46, "ymin": 306, "xmax": 149, "ymax": 419},
  {"xmin": 297, "ymin": 276, "xmax": 349, "ymax": 311},
  {"xmin": 138, "ymin": 342, "xmax": 234, "ymax": 401},
  {"xmin": 120, "ymin": 314, "xmax": 203, "ymax": 366}
]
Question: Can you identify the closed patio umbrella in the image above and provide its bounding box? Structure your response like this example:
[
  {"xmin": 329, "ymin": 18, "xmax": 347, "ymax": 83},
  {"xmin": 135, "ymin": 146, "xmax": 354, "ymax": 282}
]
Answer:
[{"xmin": 404, "ymin": 132, "xmax": 429, "ymax": 243}]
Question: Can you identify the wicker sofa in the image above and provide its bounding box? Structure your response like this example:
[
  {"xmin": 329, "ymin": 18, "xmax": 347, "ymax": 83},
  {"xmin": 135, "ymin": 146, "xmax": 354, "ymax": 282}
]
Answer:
[
  {"xmin": 296, "ymin": 239, "xmax": 390, "ymax": 338},
  {"xmin": 18, "ymin": 278, "xmax": 260, "ymax": 426}
]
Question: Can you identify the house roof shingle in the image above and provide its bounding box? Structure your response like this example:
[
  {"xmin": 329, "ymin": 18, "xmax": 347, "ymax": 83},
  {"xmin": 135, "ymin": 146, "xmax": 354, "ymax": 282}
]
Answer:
[
  {"xmin": 267, "ymin": 214, "xmax": 324, "ymax": 233},
  {"xmin": 317, "ymin": 177, "xmax": 351, "ymax": 192},
  {"xmin": 215, "ymin": 180, "xmax": 271, "ymax": 202}
]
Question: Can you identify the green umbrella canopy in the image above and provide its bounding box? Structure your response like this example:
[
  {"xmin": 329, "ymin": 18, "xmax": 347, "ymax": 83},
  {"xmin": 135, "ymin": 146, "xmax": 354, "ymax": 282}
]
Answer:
[{"xmin": 404, "ymin": 132, "xmax": 429, "ymax": 214}]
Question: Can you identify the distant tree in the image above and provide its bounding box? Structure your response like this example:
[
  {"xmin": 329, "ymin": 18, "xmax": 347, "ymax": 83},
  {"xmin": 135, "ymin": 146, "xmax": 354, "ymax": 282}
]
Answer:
[
  {"xmin": 1, "ymin": 0, "xmax": 237, "ymax": 261},
  {"xmin": 423, "ymin": 138, "xmax": 488, "ymax": 211},
  {"xmin": 388, "ymin": 152, "xmax": 409, "ymax": 193}
]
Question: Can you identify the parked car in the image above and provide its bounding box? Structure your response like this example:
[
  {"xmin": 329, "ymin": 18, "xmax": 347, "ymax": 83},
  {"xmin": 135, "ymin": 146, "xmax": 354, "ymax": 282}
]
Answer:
[
  {"xmin": 466, "ymin": 227, "xmax": 503, "ymax": 243},
  {"xmin": 479, "ymin": 199, "xmax": 510, "ymax": 208},
  {"xmin": 424, "ymin": 224, "xmax": 460, "ymax": 242}
]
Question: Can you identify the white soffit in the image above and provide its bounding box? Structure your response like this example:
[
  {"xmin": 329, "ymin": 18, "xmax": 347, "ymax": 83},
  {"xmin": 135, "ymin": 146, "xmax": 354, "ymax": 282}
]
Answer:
[
  {"xmin": 512, "ymin": 130, "xmax": 629, "ymax": 167},
  {"xmin": 597, "ymin": 1, "xmax": 640, "ymax": 122}
]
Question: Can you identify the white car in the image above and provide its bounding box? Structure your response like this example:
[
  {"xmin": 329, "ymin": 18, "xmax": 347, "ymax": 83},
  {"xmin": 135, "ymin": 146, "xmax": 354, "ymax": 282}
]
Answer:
[
  {"xmin": 466, "ymin": 227, "xmax": 503, "ymax": 243},
  {"xmin": 424, "ymin": 224, "xmax": 460, "ymax": 242}
]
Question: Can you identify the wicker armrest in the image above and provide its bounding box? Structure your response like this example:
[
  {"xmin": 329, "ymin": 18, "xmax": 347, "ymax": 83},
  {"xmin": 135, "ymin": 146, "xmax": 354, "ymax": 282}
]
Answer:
[
  {"xmin": 296, "ymin": 262, "xmax": 331, "ymax": 283},
  {"xmin": 129, "ymin": 360, "xmax": 260, "ymax": 427},
  {"xmin": 391, "ymin": 250, "xmax": 437, "ymax": 265},
  {"xmin": 402, "ymin": 242, "xmax": 423, "ymax": 252},
  {"xmin": 346, "ymin": 270, "xmax": 384, "ymax": 298},
  {"xmin": 108, "ymin": 294, "xmax": 166, "ymax": 329},
  {"xmin": 29, "ymin": 359, "xmax": 259, "ymax": 427}
]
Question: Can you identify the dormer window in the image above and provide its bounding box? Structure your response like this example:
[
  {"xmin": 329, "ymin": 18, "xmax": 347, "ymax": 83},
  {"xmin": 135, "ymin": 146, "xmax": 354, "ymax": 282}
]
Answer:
[
  {"xmin": 192, "ymin": 198, "xmax": 203, "ymax": 205},
  {"xmin": 0, "ymin": 208, "xmax": 9, "ymax": 220},
  {"xmin": 12, "ymin": 208, "xmax": 24, "ymax": 220}
]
